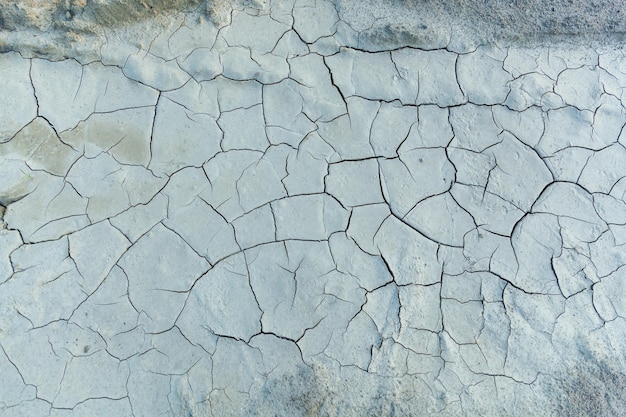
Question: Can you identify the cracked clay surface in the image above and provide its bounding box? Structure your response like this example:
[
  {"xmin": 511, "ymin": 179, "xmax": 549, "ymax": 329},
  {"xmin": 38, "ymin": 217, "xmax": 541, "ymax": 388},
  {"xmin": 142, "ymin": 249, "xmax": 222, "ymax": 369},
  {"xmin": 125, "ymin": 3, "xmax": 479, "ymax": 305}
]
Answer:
[{"xmin": 1, "ymin": 0, "xmax": 626, "ymax": 416}]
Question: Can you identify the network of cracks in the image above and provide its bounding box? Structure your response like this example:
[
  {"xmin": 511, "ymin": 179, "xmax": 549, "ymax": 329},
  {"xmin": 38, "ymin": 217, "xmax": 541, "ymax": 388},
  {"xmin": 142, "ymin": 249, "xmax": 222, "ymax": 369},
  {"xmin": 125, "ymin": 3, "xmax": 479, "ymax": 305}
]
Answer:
[{"xmin": 1, "ymin": 2, "xmax": 626, "ymax": 416}]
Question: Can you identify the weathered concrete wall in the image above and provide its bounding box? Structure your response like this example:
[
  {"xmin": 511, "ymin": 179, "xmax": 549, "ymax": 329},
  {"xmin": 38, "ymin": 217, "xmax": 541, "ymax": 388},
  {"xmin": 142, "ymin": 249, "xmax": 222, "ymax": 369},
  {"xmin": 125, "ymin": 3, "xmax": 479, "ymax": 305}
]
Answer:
[{"xmin": 1, "ymin": 1, "xmax": 625, "ymax": 416}]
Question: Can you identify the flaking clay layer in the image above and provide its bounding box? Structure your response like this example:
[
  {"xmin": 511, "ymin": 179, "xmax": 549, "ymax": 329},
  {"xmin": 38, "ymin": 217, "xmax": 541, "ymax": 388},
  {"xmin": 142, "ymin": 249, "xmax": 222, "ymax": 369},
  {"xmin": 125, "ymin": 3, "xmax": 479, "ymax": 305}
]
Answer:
[{"xmin": 1, "ymin": 1, "xmax": 626, "ymax": 416}]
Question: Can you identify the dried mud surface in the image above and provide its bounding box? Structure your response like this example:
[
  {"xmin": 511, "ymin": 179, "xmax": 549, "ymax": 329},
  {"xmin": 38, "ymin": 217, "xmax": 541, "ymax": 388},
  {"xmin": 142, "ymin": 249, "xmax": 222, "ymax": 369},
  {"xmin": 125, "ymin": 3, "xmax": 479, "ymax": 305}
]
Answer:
[{"xmin": 1, "ymin": 0, "xmax": 625, "ymax": 60}]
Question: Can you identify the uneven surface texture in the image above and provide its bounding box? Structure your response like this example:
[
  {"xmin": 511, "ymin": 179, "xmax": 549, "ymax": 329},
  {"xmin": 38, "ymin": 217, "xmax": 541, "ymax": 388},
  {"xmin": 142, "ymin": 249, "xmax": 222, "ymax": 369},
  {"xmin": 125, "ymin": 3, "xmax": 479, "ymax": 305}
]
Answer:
[
  {"xmin": 1, "ymin": 0, "xmax": 626, "ymax": 60},
  {"xmin": 1, "ymin": 1, "xmax": 626, "ymax": 416}
]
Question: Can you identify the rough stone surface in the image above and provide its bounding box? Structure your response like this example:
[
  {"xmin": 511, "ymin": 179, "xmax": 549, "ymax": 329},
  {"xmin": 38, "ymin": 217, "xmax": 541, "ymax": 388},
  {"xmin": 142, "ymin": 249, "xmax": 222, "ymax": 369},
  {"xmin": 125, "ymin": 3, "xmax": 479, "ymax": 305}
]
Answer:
[{"xmin": 1, "ymin": 1, "xmax": 626, "ymax": 416}]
